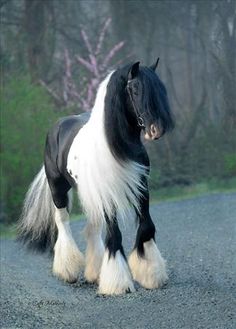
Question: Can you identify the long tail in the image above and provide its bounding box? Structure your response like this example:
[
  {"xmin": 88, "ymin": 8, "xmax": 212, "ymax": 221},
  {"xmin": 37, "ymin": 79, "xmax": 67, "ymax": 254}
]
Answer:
[{"xmin": 17, "ymin": 166, "xmax": 57, "ymax": 252}]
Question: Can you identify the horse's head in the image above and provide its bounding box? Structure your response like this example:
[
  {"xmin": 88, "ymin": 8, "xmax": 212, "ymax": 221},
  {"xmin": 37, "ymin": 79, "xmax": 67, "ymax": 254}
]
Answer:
[
  {"xmin": 103, "ymin": 60, "xmax": 174, "ymax": 160},
  {"xmin": 125, "ymin": 60, "xmax": 174, "ymax": 140}
]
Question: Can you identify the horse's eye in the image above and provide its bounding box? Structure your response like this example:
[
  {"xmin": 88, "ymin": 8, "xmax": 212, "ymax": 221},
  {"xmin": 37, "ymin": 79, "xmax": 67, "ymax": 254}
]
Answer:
[
  {"xmin": 133, "ymin": 85, "xmax": 139, "ymax": 95},
  {"xmin": 133, "ymin": 82, "xmax": 139, "ymax": 95}
]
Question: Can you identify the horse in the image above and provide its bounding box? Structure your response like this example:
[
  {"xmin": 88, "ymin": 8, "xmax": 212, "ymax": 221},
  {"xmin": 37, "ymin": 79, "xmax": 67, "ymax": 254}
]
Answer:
[{"xmin": 18, "ymin": 60, "xmax": 174, "ymax": 295}]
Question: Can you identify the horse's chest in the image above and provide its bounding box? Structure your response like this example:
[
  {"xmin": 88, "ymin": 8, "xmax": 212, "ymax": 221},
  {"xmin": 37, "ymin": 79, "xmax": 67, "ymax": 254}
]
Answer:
[
  {"xmin": 66, "ymin": 124, "xmax": 114, "ymax": 186},
  {"xmin": 66, "ymin": 123, "xmax": 145, "ymax": 221}
]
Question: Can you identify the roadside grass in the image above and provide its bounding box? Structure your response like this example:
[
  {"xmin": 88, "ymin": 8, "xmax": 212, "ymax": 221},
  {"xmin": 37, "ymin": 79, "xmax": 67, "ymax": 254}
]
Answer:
[
  {"xmin": 150, "ymin": 177, "xmax": 236, "ymax": 204},
  {"xmin": 1, "ymin": 178, "xmax": 236, "ymax": 239},
  {"xmin": 0, "ymin": 223, "xmax": 17, "ymax": 239}
]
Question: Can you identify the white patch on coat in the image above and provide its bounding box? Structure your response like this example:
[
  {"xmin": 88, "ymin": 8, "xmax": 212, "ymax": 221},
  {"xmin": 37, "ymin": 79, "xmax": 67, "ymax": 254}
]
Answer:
[
  {"xmin": 84, "ymin": 223, "xmax": 105, "ymax": 283},
  {"xmin": 67, "ymin": 72, "xmax": 147, "ymax": 224},
  {"xmin": 98, "ymin": 249, "xmax": 135, "ymax": 295},
  {"xmin": 53, "ymin": 208, "xmax": 84, "ymax": 283},
  {"xmin": 128, "ymin": 238, "xmax": 168, "ymax": 289}
]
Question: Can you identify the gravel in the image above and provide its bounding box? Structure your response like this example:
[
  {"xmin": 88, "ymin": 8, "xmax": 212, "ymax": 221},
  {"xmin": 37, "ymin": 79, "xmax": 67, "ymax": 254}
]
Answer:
[{"xmin": 1, "ymin": 192, "xmax": 236, "ymax": 329}]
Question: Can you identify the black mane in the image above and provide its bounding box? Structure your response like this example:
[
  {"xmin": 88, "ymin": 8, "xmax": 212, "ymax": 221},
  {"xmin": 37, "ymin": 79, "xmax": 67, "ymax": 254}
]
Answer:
[
  {"xmin": 140, "ymin": 67, "xmax": 174, "ymax": 134},
  {"xmin": 104, "ymin": 64, "xmax": 174, "ymax": 164},
  {"xmin": 104, "ymin": 65, "xmax": 143, "ymax": 163}
]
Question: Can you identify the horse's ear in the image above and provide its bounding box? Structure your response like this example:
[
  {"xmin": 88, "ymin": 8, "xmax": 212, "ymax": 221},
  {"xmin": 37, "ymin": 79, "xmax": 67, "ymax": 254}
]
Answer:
[
  {"xmin": 150, "ymin": 58, "xmax": 160, "ymax": 71},
  {"xmin": 128, "ymin": 61, "xmax": 140, "ymax": 80}
]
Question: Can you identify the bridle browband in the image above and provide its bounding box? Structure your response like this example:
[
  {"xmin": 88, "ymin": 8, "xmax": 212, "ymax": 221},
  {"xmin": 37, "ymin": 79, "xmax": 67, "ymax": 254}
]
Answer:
[{"xmin": 127, "ymin": 80, "xmax": 145, "ymax": 128}]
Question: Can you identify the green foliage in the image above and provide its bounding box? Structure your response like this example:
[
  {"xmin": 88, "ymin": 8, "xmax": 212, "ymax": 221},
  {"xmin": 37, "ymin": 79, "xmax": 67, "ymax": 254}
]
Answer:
[
  {"xmin": 148, "ymin": 169, "xmax": 161, "ymax": 190},
  {"xmin": 0, "ymin": 76, "xmax": 59, "ymax": 223},
  {"xmin": 149, "ymin": 178, "xmax": 236, "ymax": 203},
  {"xmin": 146, "ymin": 125, "xmax": 236, "ymax": 190},
  {"xmin": 224, "ymin": 153, "xmax": 236, "ymax": 176}
]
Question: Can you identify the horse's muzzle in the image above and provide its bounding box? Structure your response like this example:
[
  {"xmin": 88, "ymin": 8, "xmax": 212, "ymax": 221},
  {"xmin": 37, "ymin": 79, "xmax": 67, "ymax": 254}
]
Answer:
[{"xmin": 144, "ymin": 124, "xmax": 162, "ymax": 140}]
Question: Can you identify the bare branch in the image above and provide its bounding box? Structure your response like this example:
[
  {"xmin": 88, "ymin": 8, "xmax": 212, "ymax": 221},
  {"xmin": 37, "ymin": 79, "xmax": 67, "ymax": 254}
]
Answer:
[
  {"xmin": 112, "ymin": 52, "xmax": 133, "ymax": 68},
  {"xmin": 95, "ymin": 17, "xmax": 111, "ymax": 56},
  {"xmin": 81, "ymin": 28, "xmax": 93, "ymax": 54},
  {"xmin": 39, "ymin": 80, "xmax": 65, "ymax": 107},
  {"xmin": 88, "ymin": 54, "xmax": 99, "ymax": 77},
  {"xmin": 41, "ymin": 18, "xmax": 126, "ymax": 111},
  {"xmin": 75, "ymin": 55, "xmax": 94, "ymax": 73},
  {"xmin": 102, "ymin": 41, "xmax": 125, "ymax": 69}
]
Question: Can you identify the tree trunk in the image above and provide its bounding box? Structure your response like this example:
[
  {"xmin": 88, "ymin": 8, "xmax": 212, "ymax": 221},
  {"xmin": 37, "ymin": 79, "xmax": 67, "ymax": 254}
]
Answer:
[{"xmin": 24, "ymin": 0, "xmax": 46, "ymax": 83}]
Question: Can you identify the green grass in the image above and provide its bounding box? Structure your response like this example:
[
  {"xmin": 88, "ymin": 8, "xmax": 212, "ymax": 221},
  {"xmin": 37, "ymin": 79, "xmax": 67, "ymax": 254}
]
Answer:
[
  {"xmin": 70, "ymin": 213, "xmax": 85, "ymax": 221},
  {"xmin": 150, "ymin": 177, "xmax": 236, "ymax": 204},
  {"xmin": 1, "ymin": 178, "xmax": 236, "ymax": 239},
  {"xmin": 0, "ymin": 223, "xmax": 17, "ymax": 239}
]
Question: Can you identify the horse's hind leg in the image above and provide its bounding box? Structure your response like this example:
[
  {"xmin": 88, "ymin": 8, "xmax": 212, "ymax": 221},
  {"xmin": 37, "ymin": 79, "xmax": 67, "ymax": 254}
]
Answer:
[
  {"xmin": 98, "ymin": 214, "xmax": 135, "ymax": 295},
  {"xmin": 48, "ymin": 176, "xmax": 84, "ymax": 283},
  {"xmin": 128, "ymin": 179, "xmax": 168, "ymax": 289},
  {"xmin": 84, "ymin": 222, "xmax": 105, "ymax": 283}
]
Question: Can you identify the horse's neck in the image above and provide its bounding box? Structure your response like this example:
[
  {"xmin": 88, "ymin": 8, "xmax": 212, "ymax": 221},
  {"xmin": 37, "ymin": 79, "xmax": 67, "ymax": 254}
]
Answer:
[{"xmin": 89, "ymin": 77, "xmax": 143, "ymax": 161}]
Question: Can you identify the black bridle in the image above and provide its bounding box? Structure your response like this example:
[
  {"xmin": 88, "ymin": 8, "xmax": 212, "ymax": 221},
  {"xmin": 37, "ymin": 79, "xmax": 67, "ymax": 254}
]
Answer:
[{"xmin": 127, "ymin": 81, "xmax": 145, "ymax": 128}]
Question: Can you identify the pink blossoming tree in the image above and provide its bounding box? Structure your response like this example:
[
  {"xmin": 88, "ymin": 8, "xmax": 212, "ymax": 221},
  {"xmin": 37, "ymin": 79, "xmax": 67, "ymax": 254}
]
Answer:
[{"xmin": 40, "ymin": 18, "xmax": 130, "ymax": 111}]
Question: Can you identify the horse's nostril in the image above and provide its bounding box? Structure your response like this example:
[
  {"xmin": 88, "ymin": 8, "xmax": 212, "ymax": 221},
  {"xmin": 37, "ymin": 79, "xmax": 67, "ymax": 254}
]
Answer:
[
  {"xmin": 150, "ymin": 124, "xmax": 157, "ymax": 134},
  {"xmin": 148, "ymin": 124, "xmax": 161, "ymax": 140}
]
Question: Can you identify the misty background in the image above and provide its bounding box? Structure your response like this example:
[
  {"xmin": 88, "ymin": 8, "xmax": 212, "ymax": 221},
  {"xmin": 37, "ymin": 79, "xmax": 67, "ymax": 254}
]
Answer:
[{"xmin": 1, "ymin": 0, "xmax": 236, "ymax": 225}]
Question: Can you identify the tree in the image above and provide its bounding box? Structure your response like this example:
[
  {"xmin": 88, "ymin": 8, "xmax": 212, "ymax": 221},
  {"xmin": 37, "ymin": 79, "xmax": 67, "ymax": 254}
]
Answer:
[
  {"xmin": 40, "ymin": 18, "xmax": 127, "ymax": 111},
  {"xmin": 24, "ymin": 0, "xmax": 56, "ymax": 82}
]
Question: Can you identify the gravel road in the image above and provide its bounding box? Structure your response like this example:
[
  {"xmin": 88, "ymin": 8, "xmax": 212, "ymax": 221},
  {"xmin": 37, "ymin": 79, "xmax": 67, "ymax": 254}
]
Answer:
[{"xmin": 1, "ymin": 193, "xmax": 236, "ymax": 329}]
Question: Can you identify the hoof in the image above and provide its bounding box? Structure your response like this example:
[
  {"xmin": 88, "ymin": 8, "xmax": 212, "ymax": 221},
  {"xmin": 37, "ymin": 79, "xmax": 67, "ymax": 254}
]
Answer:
[
  {"xmin": 98, "ymin": 249, "xmax": 135, "ymax": 295},
  {"xmin": 53, "ymin": 239, "xmax": 84, "ymax": 283},
  {"xmin": 128, "ymin": 239, "xmax": 168, "ymax": 289}
]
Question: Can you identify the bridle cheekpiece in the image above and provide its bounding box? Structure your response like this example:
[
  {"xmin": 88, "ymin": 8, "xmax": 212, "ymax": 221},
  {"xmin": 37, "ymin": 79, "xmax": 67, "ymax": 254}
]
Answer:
[{"xmin": 127, "ymin": 80, "xmax": 145, "ymax": 128}]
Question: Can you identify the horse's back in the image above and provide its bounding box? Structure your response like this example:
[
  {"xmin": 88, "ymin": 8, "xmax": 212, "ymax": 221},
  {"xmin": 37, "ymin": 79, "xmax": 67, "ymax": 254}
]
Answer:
[{"xmin": 45, "ymin": 112, "xmax": 91, "ymax": 183}]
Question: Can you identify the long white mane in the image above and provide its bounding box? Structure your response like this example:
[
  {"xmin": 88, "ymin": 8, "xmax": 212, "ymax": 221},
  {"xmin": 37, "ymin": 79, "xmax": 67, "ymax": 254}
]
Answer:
[{"xmin": 67, "ymin": 72, "xmax": 147, "ymax": 223}]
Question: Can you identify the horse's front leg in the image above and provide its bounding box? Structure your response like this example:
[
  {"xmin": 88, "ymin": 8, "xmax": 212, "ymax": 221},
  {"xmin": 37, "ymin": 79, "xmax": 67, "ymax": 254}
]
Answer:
[
  {"xmin": 128, "ymin": 179, "xmax": 168, "ymax": 289},
  {"xmin": 98, "ymin": 213, "xmax": 135, "ymax": 295},
  {"xmin": 84, "ymin": 221, "xmax": 105, "ymax": 283}
]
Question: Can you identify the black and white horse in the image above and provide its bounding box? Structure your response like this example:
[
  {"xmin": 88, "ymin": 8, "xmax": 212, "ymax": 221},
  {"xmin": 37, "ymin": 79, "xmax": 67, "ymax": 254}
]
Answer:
[{"xmin": 18, "ymin": 60, "xmax": 174, "ymax": 295}]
